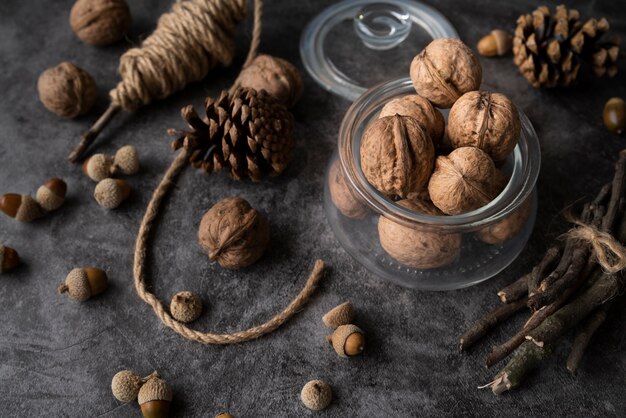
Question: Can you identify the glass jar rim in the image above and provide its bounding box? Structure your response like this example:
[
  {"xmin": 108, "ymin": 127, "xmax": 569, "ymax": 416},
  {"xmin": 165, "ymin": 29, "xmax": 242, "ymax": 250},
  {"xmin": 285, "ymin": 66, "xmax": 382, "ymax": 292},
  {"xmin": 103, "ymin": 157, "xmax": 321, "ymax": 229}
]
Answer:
[{"xmin": 338, "ymin": 78, "xmax": 541, "ymax": 232}]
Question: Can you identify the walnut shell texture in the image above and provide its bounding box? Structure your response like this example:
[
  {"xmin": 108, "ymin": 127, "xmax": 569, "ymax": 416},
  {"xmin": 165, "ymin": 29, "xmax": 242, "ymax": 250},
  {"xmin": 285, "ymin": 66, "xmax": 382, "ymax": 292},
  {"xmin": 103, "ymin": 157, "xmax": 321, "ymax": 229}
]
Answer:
[
  {"xmin": 410, "ymin": 38, "xmax": 482, "ymax": 108},
  {"xmin": 360, "ymin": 115, "xmax": 435, "ymax": 198},
  {"xmin": 198, "ymin": 197, "xmax": 270, "ymax": 269},
  {"xmin": 237, "ymin": 54, "xmax": 303, "ymax": 108},
  {"xmin": 378, "ymin": 198, "xmax": 461, "ymax": 269},
  {"xmin": 477, "ymin": 195, "xmax": 532, "ymax": 244},
  {"xmin": 70, "ymin": 0, "xmax": 132, "ymax": 46},
  {"xmin": 328, "ymin": 159, "xmax": 368, "ymax": 219},
  {"xmin": 447, "ymin": 91, "xmax": 521, "ymax": 162},
  {"xmin": 37, "ymin": 62, "xmax": 97, "ymax": 118},
  {"xmin": 379, "ymin": 95, "xmax": 445, "ymax": 144},
  {"xmin": 428, "ymin": 147, "xmax": 507, "ymax": 215}
]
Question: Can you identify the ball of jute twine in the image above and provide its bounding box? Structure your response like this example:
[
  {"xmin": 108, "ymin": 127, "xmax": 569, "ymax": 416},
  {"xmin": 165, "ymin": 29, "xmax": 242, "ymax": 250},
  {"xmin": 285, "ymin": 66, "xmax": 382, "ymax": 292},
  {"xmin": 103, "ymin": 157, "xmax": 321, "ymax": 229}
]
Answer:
[{"xmin": 132, "ymin": 0, "xmax": 326, "ymax": 345}]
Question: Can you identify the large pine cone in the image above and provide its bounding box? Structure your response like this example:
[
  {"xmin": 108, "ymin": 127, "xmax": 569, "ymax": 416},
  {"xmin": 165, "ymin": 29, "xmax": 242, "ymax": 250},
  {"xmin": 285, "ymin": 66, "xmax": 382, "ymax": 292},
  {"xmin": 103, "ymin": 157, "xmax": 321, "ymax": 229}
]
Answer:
[
  {"xmin": 513, "ymin": 5, "xmax": 620, "ymax": 88},
  {"xmin": 171, "ymin": 88, "xmax": 294, "ymax": 182}
]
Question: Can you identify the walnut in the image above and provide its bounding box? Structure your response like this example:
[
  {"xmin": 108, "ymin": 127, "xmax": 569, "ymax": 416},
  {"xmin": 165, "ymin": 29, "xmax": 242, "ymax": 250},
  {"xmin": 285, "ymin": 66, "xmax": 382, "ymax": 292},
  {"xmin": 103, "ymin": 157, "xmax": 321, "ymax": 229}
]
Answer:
[
  {"xmin": 70, "ymin": 0, "xmax": 132, "ymax": 46},
  {"xmin": 428, "ymin": 147, "xmax": 507, "ymax": 215},
  {"xmin": 410, "ymin": 38, "xmax": 482, "ymax": 108},
  {"xmin": 447, "ymin": 91, "xmax": 521, "ymax": 162},
  {"xmin": 237, "ymin": 54, "xmax": 303, "ymax": 108},
  {"xmin": 360, "ymin": 115, "xmax": 435, "ymax": 198},
  {"xmin": 477, "ymin": 196, "xmax": 532, "ymax": 244},
  {"xmin": 328, "ymin": 159, "xmax": 368, "ymax": 219},
  {"xmin": 378, "ymin": 198, "xmax": 461, "ymax": 269},
  {"xmin": 37, "ymin": 62, "xmax": 97, "ymax": 118},
  {"xmin": 379, "ymin": 95, "xmax": 445, "ymax": 144},
  {"xmin": 198, "ymin": 197, "xmax": 270, "ymax": 269}
]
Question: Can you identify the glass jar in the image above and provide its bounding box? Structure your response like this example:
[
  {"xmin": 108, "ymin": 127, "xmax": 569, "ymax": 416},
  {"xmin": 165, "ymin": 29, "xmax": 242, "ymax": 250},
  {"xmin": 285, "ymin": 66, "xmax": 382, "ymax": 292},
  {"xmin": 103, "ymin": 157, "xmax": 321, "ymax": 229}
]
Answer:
[{"xmin": 324, "ymin": 78, "xmax": 541, "ymax": 290}]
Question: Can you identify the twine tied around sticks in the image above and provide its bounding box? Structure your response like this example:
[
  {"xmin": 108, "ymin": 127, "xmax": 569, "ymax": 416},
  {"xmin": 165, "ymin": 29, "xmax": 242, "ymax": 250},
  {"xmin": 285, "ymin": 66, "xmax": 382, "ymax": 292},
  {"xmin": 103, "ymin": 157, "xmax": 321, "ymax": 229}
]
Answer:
[
  {"xmin": 565, "ymin": 218, "xmax": 626, "ymax": 274},
  {"xmin": 132, "ymin": 0, "xmax": 326, "ymax": 345}
]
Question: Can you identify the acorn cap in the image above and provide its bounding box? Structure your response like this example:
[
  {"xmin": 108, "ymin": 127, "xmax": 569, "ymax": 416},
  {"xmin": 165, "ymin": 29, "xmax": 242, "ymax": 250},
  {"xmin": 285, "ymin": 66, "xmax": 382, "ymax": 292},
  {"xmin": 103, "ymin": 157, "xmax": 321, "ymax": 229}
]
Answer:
[
  {"xmin": 300, "ymin": 379, "xmax": 332, "ymax": 411},
  {"xmin": 0, "ymin": 244, "xmax": 20, "ymax": 273},
  {"xmin": 138, "ymin": 376, "xmax": 173, "ymax": 405},
  {"xmin": 328, "ymin": 324, "xmax": 365, "ymax": 357},
  {"xmin": 112, "ymin": 145, "xmax": 140, "ymax": 175},
  {"xmin": 111, "ymin": 370, "xmax": 143, "ymax": 402},
  {"xmin": 36, "ymin": 178, "xmax": 67, "ymax": 211},
  {"xmin": 170, "ymin": 291, "xmax": 203, "ymax": 323},
  {"xmin": 83, "ymin": 153, "xmax": 113, "ymax": 181},
  {"xmin": 58, "ymin": 268, "xmax": 91, "ymax": 301},
  {"xmin": 322, "ymin": 301, "xmax": 354, "ymax": 329},
  {"xmin": 94, "ymin": 178, "xmax": 130, "ymax": 209}
]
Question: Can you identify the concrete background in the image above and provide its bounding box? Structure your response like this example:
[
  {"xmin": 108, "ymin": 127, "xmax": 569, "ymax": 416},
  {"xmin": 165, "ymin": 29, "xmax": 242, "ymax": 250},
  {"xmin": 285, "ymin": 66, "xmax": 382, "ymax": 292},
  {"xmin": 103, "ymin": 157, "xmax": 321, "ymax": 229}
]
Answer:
[{"xmin": 0, "ymin": 0, "xmax": 624, "ymax": 416}]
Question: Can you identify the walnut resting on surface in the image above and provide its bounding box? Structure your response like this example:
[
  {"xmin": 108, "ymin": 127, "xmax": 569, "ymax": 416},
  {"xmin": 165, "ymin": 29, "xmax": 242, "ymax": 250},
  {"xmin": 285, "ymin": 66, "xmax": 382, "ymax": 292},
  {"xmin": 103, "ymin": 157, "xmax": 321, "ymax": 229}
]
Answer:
[
  {"xmin": 198, "ymin": 197, "xmax": 270, "ymax": 269},
  {"xmin": 477, "ymin": 196, "xmax": 533, "ymax": 244},
  {"xmin": 379, "ymin": 95, "xmax": 445, "ymax": 144},
  {"xmin": 410, "ymin": 38, "xmax": 482, "ymax": 108},
  {"xmin": 70, "ymin": 0, "xmax": 132, "ymax": 46},
  {"xmin": 37, "ymin": 62, "xmax": 97, "ymax": 118},
  {"xmin": 237, "ymin": 54, "xmax": 303, "ymax": 108},
  {"xmin": 378, "ymin": 198, "xmax": 461, "ymax": 269},
  {"xmin": 428, "ymin": 147, "xmax": 507, "ymax": 215},
  {"xmin": 360, "ymin": 115, "xmax": 435, "ymax": 198},
  {"xmin": 447, "ymin": 91, "xmax": 521, "ymax": 162},
  {"xmin": 328, "ymin": 159, "xmax": 368, "ymax": 219}
]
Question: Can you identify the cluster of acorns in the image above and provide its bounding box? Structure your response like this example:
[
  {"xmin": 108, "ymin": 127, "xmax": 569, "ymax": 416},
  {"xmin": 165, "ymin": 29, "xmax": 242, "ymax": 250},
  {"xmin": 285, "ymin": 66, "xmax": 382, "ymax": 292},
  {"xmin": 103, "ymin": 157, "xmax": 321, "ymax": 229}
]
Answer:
[
  {"xmin": 111, "ymin": 371, "xmax": 173, "ymax": 418},
  {"xmin": 82, "ymin": 145, "xmax": 140, "ymax": 209},
  {"xmin": 0, "ymin": 177, "xmax": 67, "ymax": 222},
  {"xmin": 330, "ymin": 38, "xmax": 532, "ymax": 270}
]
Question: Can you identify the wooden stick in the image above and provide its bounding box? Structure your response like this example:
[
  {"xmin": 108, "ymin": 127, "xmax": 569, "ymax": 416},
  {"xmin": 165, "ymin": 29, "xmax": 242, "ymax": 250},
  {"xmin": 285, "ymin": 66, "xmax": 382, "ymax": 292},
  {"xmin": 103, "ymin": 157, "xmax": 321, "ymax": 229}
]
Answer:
[
  {"xmin": 566, "ymin": 303, "xmax": 611, "ymax": 375},
  {"xmin": 68, "ymin": 104, "xmax": 120, "ymax": 163},
  {"xmin": 497, "ymin": 274, "xmax": 530, "ymax": 303}
]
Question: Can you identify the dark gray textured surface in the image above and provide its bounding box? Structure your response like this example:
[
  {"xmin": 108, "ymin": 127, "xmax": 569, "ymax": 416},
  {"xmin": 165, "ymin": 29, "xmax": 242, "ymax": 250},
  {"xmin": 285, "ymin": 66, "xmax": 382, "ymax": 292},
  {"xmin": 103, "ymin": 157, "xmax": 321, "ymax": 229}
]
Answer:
[{"xmin": 1, "ymin": 0, "xmax": 625, "ymax": 417}]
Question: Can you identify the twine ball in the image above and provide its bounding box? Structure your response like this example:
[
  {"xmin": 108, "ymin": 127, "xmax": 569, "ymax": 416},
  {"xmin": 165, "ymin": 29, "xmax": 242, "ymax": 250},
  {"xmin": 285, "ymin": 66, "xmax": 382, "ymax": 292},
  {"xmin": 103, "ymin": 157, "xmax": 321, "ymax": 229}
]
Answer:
[
  {"xmin": 238, "ymin": 54, "xmax": 303, "ymax": 108},
  {"xmin": 300, "ymin": 379, "xmax": 332, "ymax": 411},
  {"xmin": 37, "ymin": 62, "xmax": 97, "ymax": 118},
  {"xmin": 94, "ymin": 178, "xmax": 130, "ymax": 209},
  {"xmin": 111, "ymin": 370, "xmax": 143, "ymax": 402},
  {"xmin": 170, "ymin": 291, "xmax": 203, "ymax": 323},
  {"xmin": 112, "ymin": 145, "xmax": 140, "ymax": 175},
  {"xmin": 198, "ymin": 197, "xmax": 270, "ymax": 270},
  {"xmin": 70, "ymin": 0, "xmax": 132, "ymax": 46}
]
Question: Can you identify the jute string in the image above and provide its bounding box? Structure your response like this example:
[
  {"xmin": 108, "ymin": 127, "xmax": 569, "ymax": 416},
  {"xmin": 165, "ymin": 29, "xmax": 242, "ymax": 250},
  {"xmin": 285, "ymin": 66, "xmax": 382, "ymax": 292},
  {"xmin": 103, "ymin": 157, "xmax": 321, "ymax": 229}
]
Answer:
[
  {"xmin": 565, "ymin": 219, "xmax": 626, "ymax": 274},
  {"xmin": 132, "ymin": 0, "xmax": 325, "ymax": 345}
]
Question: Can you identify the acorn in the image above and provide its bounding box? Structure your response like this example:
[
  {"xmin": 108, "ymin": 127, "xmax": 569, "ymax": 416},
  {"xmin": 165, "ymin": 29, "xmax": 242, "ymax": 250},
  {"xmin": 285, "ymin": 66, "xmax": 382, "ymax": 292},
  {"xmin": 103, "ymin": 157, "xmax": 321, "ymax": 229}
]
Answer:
[
  {"xmin": 36, "ymin": 178, "xmax": 67, "ymax": 211},
  {"xmin": 477, "ymin": 29, "xmax": 513, "ymax": 57},
  {"xmin": 326, "ymin": 324, "xmax": 365, "ymax": 357},
  {"xmin": 300, "ymin": 379, "xmax": 332, "ymax": 411},
  {"xmin": 58, "ymin": 267, "xmax": 108, "ymax": 302},
  {"xmin": 603, "ymin": 97, "xmax": 625, "ymax": 135},
  {"xmin": 111, "ymin": 370, "xmax": 144, "ymax": 402},
  {"xmin": 138, "ymin": 374, "xmax": 173, "ymax": 418},
  {"xmin": 0, "ymin": 244, "xmax": 20, "ymax": 273},
  {"xmin": 94, "ymin": 178, "xmax": 130, "ymax": 209},
  {"xmin": 170, "ymin": 291, "xmax": 203, "ymax": 323},
  {"xmin": 322, "ymin": 301, "xmax": 354, "ymax": 329},
  {"xmin": 112, "ymin": 145, "xmax": 140, "ymax": 175},
  {"xmin": 83, "ymin": 153, "xmax": 113, "ymax": 181},
  {"xmin": 0, "ymin": 193, "xmax": 45, "ymax": 222},
  {"xmin": 215, "ymin": 413, "xmax": 235, "ymax": 418}
]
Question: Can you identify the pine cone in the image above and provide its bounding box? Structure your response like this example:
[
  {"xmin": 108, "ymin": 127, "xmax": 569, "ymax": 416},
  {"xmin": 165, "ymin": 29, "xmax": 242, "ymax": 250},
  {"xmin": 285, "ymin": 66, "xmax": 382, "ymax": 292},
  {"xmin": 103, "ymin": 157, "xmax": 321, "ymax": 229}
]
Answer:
[
  {"xmin": 513, "ymin": 5, "xmax": 621, "ymax": 88},
  {"xmin": 171, "ymin": 88, "xmax": 295, "ymax": 182}
]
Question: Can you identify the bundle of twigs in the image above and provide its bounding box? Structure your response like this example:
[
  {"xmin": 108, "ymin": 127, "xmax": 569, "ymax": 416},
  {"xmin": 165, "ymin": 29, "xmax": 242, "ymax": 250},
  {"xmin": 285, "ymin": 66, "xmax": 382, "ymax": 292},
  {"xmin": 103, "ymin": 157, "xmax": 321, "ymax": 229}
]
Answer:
[{"xmin": 459, "ymin": 149, "xmax": 626, "ymax": 395}]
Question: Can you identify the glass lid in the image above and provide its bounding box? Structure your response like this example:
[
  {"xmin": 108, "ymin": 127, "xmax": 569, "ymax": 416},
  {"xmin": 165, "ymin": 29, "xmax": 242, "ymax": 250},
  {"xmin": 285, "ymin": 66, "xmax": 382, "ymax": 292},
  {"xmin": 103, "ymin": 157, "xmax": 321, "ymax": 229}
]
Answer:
[{"xmin": 300, "ymin": 0, "xmax": 459, "ymax": 101}]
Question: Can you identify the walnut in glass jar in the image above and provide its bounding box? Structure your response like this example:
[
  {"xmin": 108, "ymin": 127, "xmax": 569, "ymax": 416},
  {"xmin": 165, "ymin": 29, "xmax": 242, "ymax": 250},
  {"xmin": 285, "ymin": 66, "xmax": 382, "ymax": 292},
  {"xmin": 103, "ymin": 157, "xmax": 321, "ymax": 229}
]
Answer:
[
  {"xmin": 477, "ymin": 196, "xmax": 532, "ymax": 244},
  {"xmin": 328, "ymin": 159, "xmax": 368, "ymax": 219},
  {"xmin": 379, "ymin": 95, "xmax": 445, "ymax": 144}
]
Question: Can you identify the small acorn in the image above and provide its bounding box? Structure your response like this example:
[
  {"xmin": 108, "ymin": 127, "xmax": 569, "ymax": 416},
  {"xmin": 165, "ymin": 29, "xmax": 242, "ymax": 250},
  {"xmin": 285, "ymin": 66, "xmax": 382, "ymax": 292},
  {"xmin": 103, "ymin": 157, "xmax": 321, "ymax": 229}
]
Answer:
[
  {"xmin": 326, "ymin": 324, "xmax": 365, "ymax": 357},
  {"xmin": 170, "ymin": 291, "xmax": 203, "ymax": 323},
  {"xmin": 477, "ymin": 29, "xmax": 513, "ymax": 57},
  {"xmin": 112, "ymin": 145, "xmax": 140, "ymax": 175},
  {"xmin": 111, "ymin": 370, "xmax": 144, "ymax": 402},
  {"xmin": 0, "ymin": 193, "xmax": 45, "ymax": 222},
  {"xmin": 58, "ymin": 267, "xmax": 108, "ymax": 302},
  {"xmin": 36, "ymin": 178, "xmax": 67, "ymax": 211},
  {"xmin": 603, "ymin": 97, "xmax": 625, "ymax": 135},
  {"xmin": 322, "ymin": 301, "xmax": 354, "ymax": 329},
  {"xmin": 0, "ymin": 244, "xmax": 20, "ymax": 274},
  {"xmin": 94, "ymin": 178, "xmax": 131, "ymax": 209},
  {"xmin": 300, "ymin": 379, "xmax": 332, "ymax": 411},
  {"xmin": 83, "ymin": 153, "xmax": 114, "ymax": 182},
  {"xmin": 138, "ymin": 374, "xmax": 173, "ymax": 418},
  {"xmin": 215, "ymin": 413, "xmax": 235, "ymax": 418}
]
